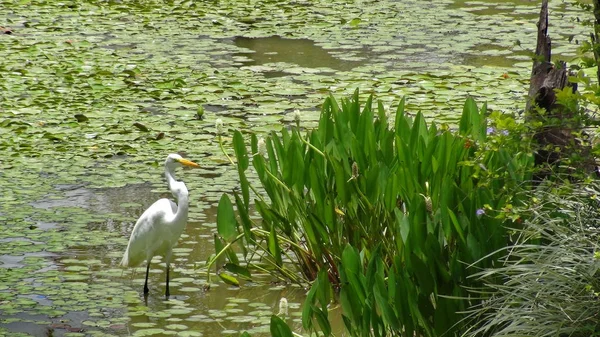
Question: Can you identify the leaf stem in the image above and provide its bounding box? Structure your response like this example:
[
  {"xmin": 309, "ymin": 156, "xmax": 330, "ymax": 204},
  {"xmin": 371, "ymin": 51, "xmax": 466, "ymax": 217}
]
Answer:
[
  {"xmin": 263, "ymin": 167, "xmax": 291, "ymax": 193},
  {"xmin": 218, "ymin": 135, "xmax": 235, "ymax": 166},
  {"xmin": 300, "ymin": 136, "xmax": 325, "ymax": 157},
  {"xmin": 205, "ymin": 232, "xmax": 246, "ymax": 286}
]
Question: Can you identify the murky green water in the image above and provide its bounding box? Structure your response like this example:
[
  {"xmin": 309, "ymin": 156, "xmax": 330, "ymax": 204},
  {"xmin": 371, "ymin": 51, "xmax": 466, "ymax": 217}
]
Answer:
[
  {"xmin": 0, "ymin": 0, "xmax": 593, "ymax": 336},
  {"xmin": 234, "ymin": 36, "xmax": 367, "ymax": 76}
]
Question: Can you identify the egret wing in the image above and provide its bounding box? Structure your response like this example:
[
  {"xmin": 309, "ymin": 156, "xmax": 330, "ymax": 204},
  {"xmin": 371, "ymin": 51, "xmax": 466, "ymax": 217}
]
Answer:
[{"xmin": 121, "ymin": 198, "xmax": 177, "ymax": 267}]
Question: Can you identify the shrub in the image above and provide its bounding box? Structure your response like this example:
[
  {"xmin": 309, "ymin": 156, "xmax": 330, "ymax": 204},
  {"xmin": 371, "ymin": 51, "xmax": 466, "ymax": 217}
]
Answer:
[{"xmin": 212, "ymin": 90, "xmax": 534, "ymax": 336}]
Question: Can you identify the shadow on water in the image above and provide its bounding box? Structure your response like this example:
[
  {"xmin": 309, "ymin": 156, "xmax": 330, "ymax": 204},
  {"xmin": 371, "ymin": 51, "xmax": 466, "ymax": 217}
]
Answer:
[{"xmin": 233, "ymin": 36, "xmax": 366, "ymax": 76}]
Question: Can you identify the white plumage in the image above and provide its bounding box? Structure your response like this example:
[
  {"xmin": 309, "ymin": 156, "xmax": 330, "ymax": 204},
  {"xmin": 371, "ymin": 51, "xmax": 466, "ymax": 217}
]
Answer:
[{"xmin": 121, "ymin": 153, "xmax": 199, "ymax": 298}]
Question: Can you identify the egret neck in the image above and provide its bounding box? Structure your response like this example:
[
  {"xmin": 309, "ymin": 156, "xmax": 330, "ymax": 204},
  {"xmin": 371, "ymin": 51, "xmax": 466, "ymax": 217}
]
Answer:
[{"xmin": 165, "ymin": 167, "xmax": 189, "ymax": 228}]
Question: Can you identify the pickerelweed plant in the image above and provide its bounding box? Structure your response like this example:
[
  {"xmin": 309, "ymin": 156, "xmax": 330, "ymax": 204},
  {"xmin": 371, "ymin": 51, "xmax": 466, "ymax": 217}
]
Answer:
[{"xmin": 210, "ymin": 90, "xmax": 534, "ymax": 336}]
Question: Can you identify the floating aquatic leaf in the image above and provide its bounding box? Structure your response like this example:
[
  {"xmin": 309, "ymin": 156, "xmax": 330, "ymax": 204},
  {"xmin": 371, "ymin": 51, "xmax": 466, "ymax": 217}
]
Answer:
[
  {"xmin": 133, "ymin": 122, "xmax": 150, "ymax": 132},
  {"xmin": 126, "ymin": 310, "xmax": 147, "ymax": 317},
  {"xmin": 185, "ymin": 314, "xmax": 210, "ymax": 322},
  {"xmin": 179, "ymin": 287, "xmax": 202, "ymax": 292},
  {"xmin": 224, "ymin": 308, "xmax": 245, "ymax": 314},
  {"xmin": 63, "ymin": 332, "xmax": 86, "ymax": 337},
  {"xmin": 133, "ymin": 328, "xmax": 166, "ymax": 336},
  {"xmin": 228, "ymin": 298, "xmax": 250, "ymax": 304},
  {"xmin": 177, "ymin": 331, "xmax": 203, "ymax": 337},
  {"xmin": 165, "ymin": 324, "xmax": 188, "ymax": 330},
  {"xmin": 145, "ymin": 311, "xmax": 171, "ymax": 318},
  {"xmin": 74, "ymin": 114, "xmax": 89, "ymax": 123},
  {"xmin": 164, "ymin": 307, "xmax": 193, "ymax": 315},
  {"xmin": 64, "ymin": 265, "xmax": 89, "ymax": 272},
  {"xmin": 216, "ymin": 328, "xmax": 240, "ymax": 335},
  {"xmin": 218, "ymin": 272, "xmax": 240, "ymax": 287}
]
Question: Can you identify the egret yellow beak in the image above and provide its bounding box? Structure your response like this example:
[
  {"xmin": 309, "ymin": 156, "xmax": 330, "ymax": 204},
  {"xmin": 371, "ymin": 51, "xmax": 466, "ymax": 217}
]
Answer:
[{"xmin": 177, "ymin": 158, "xmax": 200, "ymax": 168}]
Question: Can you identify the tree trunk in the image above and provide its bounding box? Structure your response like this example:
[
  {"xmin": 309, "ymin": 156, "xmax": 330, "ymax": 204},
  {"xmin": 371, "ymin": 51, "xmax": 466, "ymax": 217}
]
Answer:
[
  {"xmin": 527, "ymin": 0, "xmax": 580, "ymax": 175},
  {"xmin": 593, "ymin": 0, "xmax": 600, "ymax": 84}
]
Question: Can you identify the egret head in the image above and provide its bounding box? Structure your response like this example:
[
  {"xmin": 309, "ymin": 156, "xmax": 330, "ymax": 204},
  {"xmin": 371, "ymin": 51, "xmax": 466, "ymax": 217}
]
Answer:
[{"xmin": 165, "ymin": 153, "xmax": 200, "ymax": 171}]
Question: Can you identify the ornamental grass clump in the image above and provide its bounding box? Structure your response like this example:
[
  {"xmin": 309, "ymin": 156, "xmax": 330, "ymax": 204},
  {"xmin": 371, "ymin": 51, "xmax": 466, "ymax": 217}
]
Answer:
[
  {"xmin": 464, "ymin": 181, "xmax": 600, "ymax": 337},
  {"xmin": 212, "ymin": 89, "xmax": 534, "ymax": 336}
]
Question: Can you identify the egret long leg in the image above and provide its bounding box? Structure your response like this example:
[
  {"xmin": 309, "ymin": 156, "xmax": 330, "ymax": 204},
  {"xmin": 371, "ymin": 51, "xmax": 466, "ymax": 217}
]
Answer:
[
  {"xmin": 144, "ymin": 262, "xmax": 151, "ymax": 295},
  {"xmin": 165, "ymin": 249, "xmax": 172, "ymax": 299},
  {"xmin": 165, "ymin": 262, "xmax": 170, "ymax": 299}
]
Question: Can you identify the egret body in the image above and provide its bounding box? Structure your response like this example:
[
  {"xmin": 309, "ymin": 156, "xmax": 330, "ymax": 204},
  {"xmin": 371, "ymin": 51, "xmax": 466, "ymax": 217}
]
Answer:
[{"xmin": 121, "ymin": 154, "xmax": 199, "ymax": 298}]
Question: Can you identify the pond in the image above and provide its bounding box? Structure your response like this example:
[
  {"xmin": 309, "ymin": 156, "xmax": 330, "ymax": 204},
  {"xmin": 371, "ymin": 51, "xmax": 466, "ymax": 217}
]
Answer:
[{"xmin": 0, "ymin": 0, "xmax": 591, "ymax": 336}]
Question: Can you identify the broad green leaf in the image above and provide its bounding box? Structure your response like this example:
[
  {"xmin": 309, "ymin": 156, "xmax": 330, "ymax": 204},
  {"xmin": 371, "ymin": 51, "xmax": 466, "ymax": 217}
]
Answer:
[
  {"xmin": 409, "ymin": 253, "xmax": 434, "ymax": 296},
  {"xmin": 447, "ymin": 208, "xmax": 466, "ymax": 244},
  {"xmin": 341, "ymin": 244, "xmax": 360, "ymax": 275},
  {"xmin": 218, "ymin": 272, "xmax": 240, "ymax": 287},
  {"xmin": 270, "ymin": 315, "xmax": 293, "ymax": 337},
  {"xmin": 217, "ymin": 194, "xmax": 237, "ymax": 242},
  {"xmin": 396, "ymin": 209, "xmax": 411, "ymax": 245},
  {"xmin": 459, "ymin": 96, "xmax": 479, "ymax": 138},
  {"xmin": 302, "ymin": 282, "xmax": 318, "ymax": 331},
  {"xmin": 266, "ymin": 136, "xmax": 280, "ymax": 174},
  {"xmin": 268, "ymin": 227, "xmax": 283, "ymax": 266},
  {"xmin": 234, "ymin": 191, "xmax": 254, "ymax": 244},
  {"xmin": 467, "ymin": 232, "xmax": 482, "ymax": 260},
  {"xmin": 315, "ymin": 269, "xmax": 331, "ymax": 309},
  {"xmin": 312, "ymin": 306, "xmax": 332, "ymax": 337},
  {"xmin": 233, "ymin": 130, "xmax": 249, "ymax": 170},
  {"xmin": 223, "ymin": 263, "xmax": 252, "ymax": 280},
  {"xmin": 233, "ymin": 131, "xmax": 250, "ymax": 206}
]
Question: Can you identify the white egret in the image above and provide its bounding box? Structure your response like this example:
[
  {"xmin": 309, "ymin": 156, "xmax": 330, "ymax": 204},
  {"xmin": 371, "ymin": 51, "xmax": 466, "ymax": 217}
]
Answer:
[{"xmin": 121, "ymin": 153, "xmax": 200, "ymax": 299}]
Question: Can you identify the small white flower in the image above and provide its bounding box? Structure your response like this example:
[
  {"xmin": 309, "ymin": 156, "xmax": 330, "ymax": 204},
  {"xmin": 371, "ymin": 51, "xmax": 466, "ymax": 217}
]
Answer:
[
  {"xmin": 293, "ymin": 109, "xmax": 302, "ymax": 125},
  {"xmin": 215, "ymin": 118, "xmax": 224, "ymax": 135},
  {"xmin": 278, "ymin": 297, "xmax": 289, "ymax": 316},
  {"xmin": 257, "ymin": 137, "xmax": 267, "ymax": 157}
]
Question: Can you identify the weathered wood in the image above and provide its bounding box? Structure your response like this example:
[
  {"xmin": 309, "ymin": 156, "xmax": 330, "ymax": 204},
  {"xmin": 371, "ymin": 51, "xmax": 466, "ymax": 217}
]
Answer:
[
  {"xmin": 532, "ymin": 0, "xmax": 550, "ymax": 69},
  {"xmin": 526, "ymin": 0, "xmax": 573, "ymax": 114},
  {"xmin": 594, "ymin": 0, "xmax": 600, "ymax": 84},
  {"xmin": 527, "ymin": 0, "xmax": 584, "ymax": 175}
]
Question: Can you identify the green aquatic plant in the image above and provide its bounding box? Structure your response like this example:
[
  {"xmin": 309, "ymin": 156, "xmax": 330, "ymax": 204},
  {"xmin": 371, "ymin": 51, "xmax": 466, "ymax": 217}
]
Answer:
[
  {"xmin": 213, "ymin": 90, "xmax": 534, "ymax": 335},
  {"xmin": 0, "ymin": 1, "xmax": 591, "ymax": 336},
  {"xmin": 464, "ymin": 180, "xmax": 600, "ymax": 337}
]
